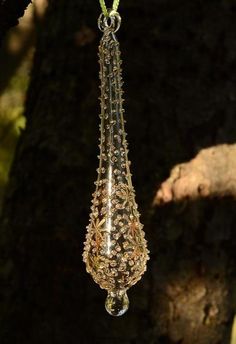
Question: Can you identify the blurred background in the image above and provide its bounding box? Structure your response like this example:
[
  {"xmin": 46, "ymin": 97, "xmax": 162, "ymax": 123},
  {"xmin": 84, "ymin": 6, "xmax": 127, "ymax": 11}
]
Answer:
[{"xmin": 0, "ymin": 0, "xmax": 47, "ymax": 212}]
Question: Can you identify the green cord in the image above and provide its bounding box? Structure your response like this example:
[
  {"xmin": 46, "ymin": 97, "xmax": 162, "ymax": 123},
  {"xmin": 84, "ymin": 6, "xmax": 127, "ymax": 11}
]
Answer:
[
  {"xmin": 112, "ymin": 0, "xmax": 120, "ymax": 12},
  {"xmin": 99, "ymin": 0, "xmax": 120, "ymax": 17}
]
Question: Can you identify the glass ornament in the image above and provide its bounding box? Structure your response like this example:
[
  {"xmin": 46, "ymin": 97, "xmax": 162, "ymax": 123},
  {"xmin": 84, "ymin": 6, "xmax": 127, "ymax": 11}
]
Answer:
[{"xmin": 83, "ymin": 11, "xmax": 149, "ymax": 316}]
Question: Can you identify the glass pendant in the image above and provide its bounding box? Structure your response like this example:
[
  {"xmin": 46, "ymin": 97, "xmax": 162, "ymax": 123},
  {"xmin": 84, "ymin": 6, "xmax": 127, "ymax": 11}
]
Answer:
[{"xmin": 83, "ymin": 11, "xmax": 149, "ymax": 316}]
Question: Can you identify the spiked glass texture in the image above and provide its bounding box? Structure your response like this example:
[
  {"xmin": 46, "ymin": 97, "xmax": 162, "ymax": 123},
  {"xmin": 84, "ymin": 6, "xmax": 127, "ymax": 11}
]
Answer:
[{"xmin": 83, "ymin": 11, "xmax": 149, "ymax": 316}]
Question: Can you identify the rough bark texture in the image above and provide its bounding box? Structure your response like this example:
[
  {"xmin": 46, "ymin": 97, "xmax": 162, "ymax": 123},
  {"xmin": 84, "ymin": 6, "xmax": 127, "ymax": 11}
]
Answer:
[
  {"xmin": 0, "ymin": 0, "xmax": 31, "ymax": 45},
  {"xmin": 1, "ymin": 0, "xmax": 236, "ymax": 343},
  {"xmin": 154, "ymin": 144, "xmax": 236, "ymax": 204}
]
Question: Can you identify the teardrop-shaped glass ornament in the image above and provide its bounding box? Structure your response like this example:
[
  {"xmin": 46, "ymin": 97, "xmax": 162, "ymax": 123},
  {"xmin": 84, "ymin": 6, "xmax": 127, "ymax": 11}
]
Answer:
[{"xmin": 83, "ymin": 11, "xmax": 149, "ymax": 316}]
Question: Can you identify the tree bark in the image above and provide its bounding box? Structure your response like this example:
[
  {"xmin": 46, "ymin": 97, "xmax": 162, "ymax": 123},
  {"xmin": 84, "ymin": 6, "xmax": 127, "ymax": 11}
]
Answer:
[
  {"xmin": 0, "ymin": 0, "xmax": 31, "ymax": 45},
  {"xmin": 1, "ymin": 0, "xmax": 236, "ymax": 343},
  {"xmin": 154, "ymin": 144, "xmax": 236, "ymax": 204}
]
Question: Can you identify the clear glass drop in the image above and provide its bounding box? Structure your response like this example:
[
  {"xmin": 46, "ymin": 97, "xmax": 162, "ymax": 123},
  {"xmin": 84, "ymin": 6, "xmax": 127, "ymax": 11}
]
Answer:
[
  {"xmin": 83, "ymin": 11, "xmax": 149, "ymax": 315},
  {"xmin": 105, "ymin": 290, "xmax": 129, "ymax": 316}
]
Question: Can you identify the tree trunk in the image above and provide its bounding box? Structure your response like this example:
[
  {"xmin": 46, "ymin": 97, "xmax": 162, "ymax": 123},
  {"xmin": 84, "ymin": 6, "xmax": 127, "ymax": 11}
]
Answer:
[{"xmin": 1, "ymin": 0, "xmax": 236, "ymax": 343}]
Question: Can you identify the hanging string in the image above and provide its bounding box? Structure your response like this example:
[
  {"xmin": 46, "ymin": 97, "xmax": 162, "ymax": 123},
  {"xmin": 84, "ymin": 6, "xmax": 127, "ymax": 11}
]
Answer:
[{"xmin": 99, "ymin": 0, "xmax": 120, "ymax": 17}]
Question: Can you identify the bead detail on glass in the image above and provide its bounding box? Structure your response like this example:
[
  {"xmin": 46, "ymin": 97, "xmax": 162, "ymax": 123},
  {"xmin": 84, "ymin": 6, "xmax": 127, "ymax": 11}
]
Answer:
[{"xmin": 83, "ymin": 11, "xmax": 149, "ymax": 316}]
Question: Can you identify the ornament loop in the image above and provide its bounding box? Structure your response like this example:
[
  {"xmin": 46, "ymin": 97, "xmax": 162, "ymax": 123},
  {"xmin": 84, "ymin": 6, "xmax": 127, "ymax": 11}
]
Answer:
[{"xmin": 98, "ymin": 10, "xmax": 121, "ymax": 32}]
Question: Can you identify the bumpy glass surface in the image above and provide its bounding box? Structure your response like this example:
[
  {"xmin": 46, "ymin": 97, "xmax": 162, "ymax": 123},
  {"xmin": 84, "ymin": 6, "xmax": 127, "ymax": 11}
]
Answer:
[{"xmin": 83, "ymin": 12, "xmax": 149, "ymax": 316}]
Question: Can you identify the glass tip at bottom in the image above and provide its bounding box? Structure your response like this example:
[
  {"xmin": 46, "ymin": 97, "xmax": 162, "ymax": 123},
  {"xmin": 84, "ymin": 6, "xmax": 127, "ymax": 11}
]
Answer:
[{"xmin": 105, "ymin": 290, "xmax": 129, "ymax": 316}]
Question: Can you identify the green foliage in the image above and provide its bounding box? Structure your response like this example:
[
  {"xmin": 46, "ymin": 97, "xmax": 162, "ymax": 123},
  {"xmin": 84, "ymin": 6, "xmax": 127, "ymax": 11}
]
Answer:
[{"xmin": 0, "ymin": 63, "xmax": 29, "ymax": 212}]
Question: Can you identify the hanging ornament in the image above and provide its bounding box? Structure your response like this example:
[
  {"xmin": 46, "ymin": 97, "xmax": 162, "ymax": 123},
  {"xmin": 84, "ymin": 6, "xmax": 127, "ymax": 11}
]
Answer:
[{"xmin": 83, "ymin": 2, "xmax": 149, "ymax": 317}]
